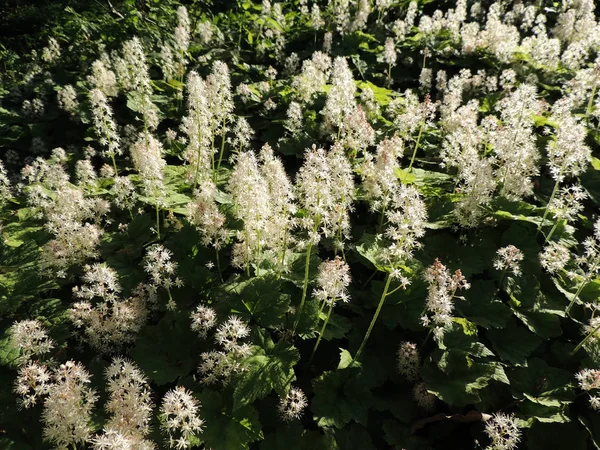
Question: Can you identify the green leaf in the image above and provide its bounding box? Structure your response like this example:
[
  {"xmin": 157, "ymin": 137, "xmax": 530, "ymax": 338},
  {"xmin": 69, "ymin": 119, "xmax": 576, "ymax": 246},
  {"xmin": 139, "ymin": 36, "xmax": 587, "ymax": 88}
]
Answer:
[
  {"xmin": 221, "ymin": 275, "xmax": 291, "ymax": 328},
  {"xmin": 232, "ymin": 329, "xmax": 299, "ymax": 410},
  {"xmin": 311, "ymin": 367, "xmax": 373, "ymax": 428},
  {"xmin": 260, "ymin": 423, "xmax": 331, "ymax": 450},
  {"xmin": 487, "ymin": 320, "xmax": 542, "ymax": 366},
  {"xmin": 200, "ymin": 389, "xmax": 263, "ymax": 450},
  {"xmin": 131, "ymin": 311, "xmax": 199, "ymax": 385},
  {"xmin": 422, "ymin": 349, "xmax": 508, "ymax": 406}
]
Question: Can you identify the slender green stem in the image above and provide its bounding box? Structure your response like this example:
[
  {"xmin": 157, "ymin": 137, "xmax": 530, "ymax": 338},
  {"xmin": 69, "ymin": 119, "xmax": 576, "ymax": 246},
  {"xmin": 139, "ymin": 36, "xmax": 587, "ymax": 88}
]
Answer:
[
  {"xmin": 217, "ymin": 117, "xmax": 228, "ymax": 171},
  {"xmin": 406, "ymin": 123, "xmax": 424, "ymax": 174},
  {"xmin": 353, "ymin": 272, "xmax": 392, "ymax": 361},
  {"xmin": 110, "ymin": 152, "xmax": 119, "ymax": 177},
  {"xmin": 536, "ymin": 162, "xmax": 565, "ymax": 236},
  {"xmin": 545, "ymin": 220, "xmax": 561, "ymax": 244},
  {"xmin": 215, "ymin": 247, "xmax": 223, "ymax": 283},
  {"xmin": 586, "ymin": 84, "xmax": 598, "ymax": 125},
  {"xmin": 571, "ymin": 320, "xmax": 600, "ymax": 356},
  {"xmin": 309, "ymin": 300, "xmax": 334, "ymax": 365},
  {"xmin": 155, "ymin": 203, "xmax": 161, "ymax": 239},
  {"xmin": 496, "ymin": 268, "xmax": 507, "ymax": 294},
  {"xmin": 293, "ymin": 242, "xmax": 314, "ymax": 333},
  {"xmin": 566, "ymin": 260, "xmax": 598, "ymax": 314}
]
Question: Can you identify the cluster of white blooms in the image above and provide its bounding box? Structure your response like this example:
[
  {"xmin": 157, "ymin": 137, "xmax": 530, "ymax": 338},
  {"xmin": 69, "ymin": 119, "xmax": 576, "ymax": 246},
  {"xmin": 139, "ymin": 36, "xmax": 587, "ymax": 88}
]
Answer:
[
  {"xmin": 549, "ymin": 185, "xmax": 587, "ymax": 222},
  {"xmin": 228, "ymin": 116, "xmax": 254, "ymax": 151},
  {"xmin": 160, "ymin": 387, "xmax": 204, "ymax": 450},
  {"xmin": 392, "ymin": 1, "xmax": 418, "ymax": 40},
  {"xmin": 0, "ymin": 160, "xmax": 11, "ymax": 204},
  {"xmin": 421, "ymin": 259, "xmax": 470, "ymax": 341},
  {"xmin": 41, "ymin": 37, "xmax": 61, "ymax": 63},
  {"xmin": 554, "ymin": 0, "xmax": 600, "ymax": 70},
  {"xmin": 576, "ymin": 368, "xmax": 600, "ymax": 410},
  {"xmin": 143, "ymin": 245, "xmax": 183, "ymax": 309},
  {"xmin": 22, "ymin": 98, "xmax": 45, "ymax": 118},
  {"xmin": 190, "ymin": 305, "xmax": 218, "ymax": 338},
  {"xmin": 206, "ymin": 61, "xmax": 234, "ymax": 141},
  {"xmin": 292, "ymin": 51, "xmax": 331, "ymax": 104},
  {"xmin": 70, "ymin": 264, "xmax": 148, "ymax": 353},
  {"xmin": 383, "ymin": 37, "xmax": 396, "ymax": 67},
  {"xmin": 284, "ymin": 101, "xmax": 303, "ymax": 135},
  {"xmin": 397, "ymin": 341, "xmax": 420, "ymax": 382},
  {"xmin": 75, "ymin": 158, "xmax": 97, "ymax": 186},
  {"xmin": 14, "ymin": 362, "xmax": 51, "ymax": 409},
  {"xmin": 296, "ymin": 145, "xmax": 355, "ymax": 249},
  {"xmin": 228, "ymin": 151, "xmax": 275, "ymax": 269},
  {"xmin": 338, "ymin": 106, "xmax": 375, "ymax": 153},
  {"xmin": 390, "ymin": 90, "xmax": 436, "ymax": 136},
  {"xmin": 483, "ymin": 413, "xmax": 521, "ymax": 450},
  {"xmin": 91, "ymin": 428, "xmax": 155, "ymax": 450},
  {"xmin": 412, "ymin": 382, "xmax": 436, "ymax": 411},
  {"xmin": 278, "ymin": 387, "xmax": 308, "ymax": 421},
  {"xmin": 322, "ymin": 57, "xmax": 357, "ymax": 133},
  {"xmin": 187, "ymin": 180, "xmax": 228, "ymax": 250},
  {"xmin": 42, "ymin": 361, "xmax": 98, "ymax": 449},
  {"xmin": 103, "ymin": 358, "xmax": 154, "ymax": 440},
  {"xmin": 361, "ymin": 135, "xmax": 403, "ymax": 213},
  {"xmin": 130, "ymin": 133, "xmax": 167, "ymax": 202},
  {"xmin": 199, "ymin": 315, "xmax": 251, "ymax": 385},
  {"xmin": 179, "ymin": 68, "xmax": 210, "ymax": 161},
  {"xmin": 539, "ymin": 242, "xmax": 571, "ymax": 274},
  {"xmin": 492, "ymin": 84, "xmax": 541, "ymax": 200},
  {"xmin": 382, "ymin": 184, "xmax": 427, "ymax": 266},
  {"xmin": 258, "ymin": 144, "xmax": 297, "ymax": 271},
  {"xmin": 88, "ymin": 58, "xmax": 119, "ymax": 97},
  {"xmin": 112, "ymin": 176, "xmax": 138, "ymax": 210},
  {"xmin": 10, "ymin": 319, "xmax": 54, "ymax": 364},
  {"xmin": 312, "ymin": 256, "xmax": 351, "ymax": 305},
  {"xmin": 330, "ymin": 0, "xmax": 371, "ymax": 35},
  {"xmin": 493, "ymin": 245, "xmax": 524, "ymax": 277},
  {"xmin": 90, "ymin": 88, "xmax": 121, "ymax": 158},
  {"xmin": 57, "ymin": 84, "xmax": 79, "ymax": 114},
  {"xmin": 113, "ymin": 37, "xmax": 152, "ymax": 94},
  {"xmin": 546, "ymin": 108, "xmax": 591, "ymax": 182}
]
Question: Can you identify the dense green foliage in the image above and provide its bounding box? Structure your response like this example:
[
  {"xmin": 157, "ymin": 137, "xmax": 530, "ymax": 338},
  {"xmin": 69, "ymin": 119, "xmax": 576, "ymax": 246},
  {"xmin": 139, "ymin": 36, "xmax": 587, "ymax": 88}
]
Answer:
[{"xmin": 2, "ymin": 1, "xmax": 600, "ymax": 449}]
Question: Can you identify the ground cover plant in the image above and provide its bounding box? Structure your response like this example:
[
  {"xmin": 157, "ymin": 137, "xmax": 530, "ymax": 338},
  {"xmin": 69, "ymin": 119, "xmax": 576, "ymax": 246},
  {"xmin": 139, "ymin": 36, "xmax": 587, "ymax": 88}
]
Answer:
[{"xmin": 3, "ymin": 0, "xmax": 600, "ymax": 448}]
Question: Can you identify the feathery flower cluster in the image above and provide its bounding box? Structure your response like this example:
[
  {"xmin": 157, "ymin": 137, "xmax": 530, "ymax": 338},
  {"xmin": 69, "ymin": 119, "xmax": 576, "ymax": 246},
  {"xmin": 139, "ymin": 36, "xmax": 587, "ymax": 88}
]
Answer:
[
  {"xmin": 292, "ymin": 51, "xmax": 331, "ymax": 104},
  {"xmin": 104, "ymin": 358, "xmax": 154, "ymax": 440},
  {"xmin": 549, "ymin": 184, "xmax": 587, "ymax": 222},
  {"xmin": 89, "ymin": 88, "xmax": 121, "ymax": 158},
  {"xmin": 421, "ymin": 259, "xmax": 470, "ymax": 341},
  {"xmin": 113, "ymin": 37, "xmax": 152, "ymax": 94},
  {"xmin": 312, "ymin": 256, "xmax": 351, "ymax": 305},
  {"xmin": 546, "ymin": 109, "xmax": 591, "ymax": 182},
  {"xmin": 382, "ymin": 184, "xmax": 427, "ymax": 265},
  {"xmin": 14, "ymin": 362, "xmax": 51, "ymax": 409},
  {"xmin": 539, "ymin": 242, "xmax": 571, "ymax": 274},
  {"xmin": 295, "ymin": 145, "xmax": 355, "ymax": 249},
  {"xmin": 397, "ymin": 341, "xmax": 420, "ymax": 382},
  {"xmin": 187, "ymin": 181, "xmax": 228, "ymax": 249},
  {"xmin": 576, "ymin": 368, "xmax": 600, "ymax": 411},
  {"xmin": 10, "ymin": 320, "xmax": 54, "ymax": 364},
  {"xmin": 70, "ymin": 264, "xmax": 148, "ymax": 353},
  {"xmin": 412, "ymin": 382, "xmax": 436, "ymax": 411},
  {"xmin": 57, "ymin": 84, "xmax": 78, "ymax": 115},
  {"xmin": 206, "ymin": 61, "xmax": 234, "ymax": 141},
  {"xmin": 278, "ymin": 387, "xmax": 308, "ymax": 421},
  {"xmin": 483, "ymin": 413, "xmax": 521, "ymax": 450},
  {"xmin": 493, "ymin": 245, "xmax": 524, "ymax": 277},
  {"xmin": 322, "ymin": 57, "xmax": 357, "ymax": 133},
  {"xmin": 130, "ymin": 133, "xmax": 166, "ymax": 202},
  {"xmin": 198, "ymin": 315, "xmax": 251, "ymax": 385},
  {"xmin": 42, "ymin": 361, "xmax": 98, "ymax": 448},
  {"xmin": 41, "ymin": 37, "xmax": 61, "ymax": 63},
  {"xmin": 360, "ymin": 135, "xmax": 404, "ymax": 213},
  {"xmin": 0, "ymin": 160, "xmax": 11, "ymax": 204},
  {"xmin": 160, "ymin": 387, "xmax": 204, "ymax": 449},
  {"xmin": 143, "ymin": 245, "xmax": 183, "ymax": 309},
  {"xmin": 190, "ymin": 305, "xmax": 217, "ymax": 338},
  {"xmin": 88, "ymin": 58, "xmax": 118, "ymax": 97},
  {"xmin": 492, "ymin": 84, "xmax": 541, "ymax": 200}
]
